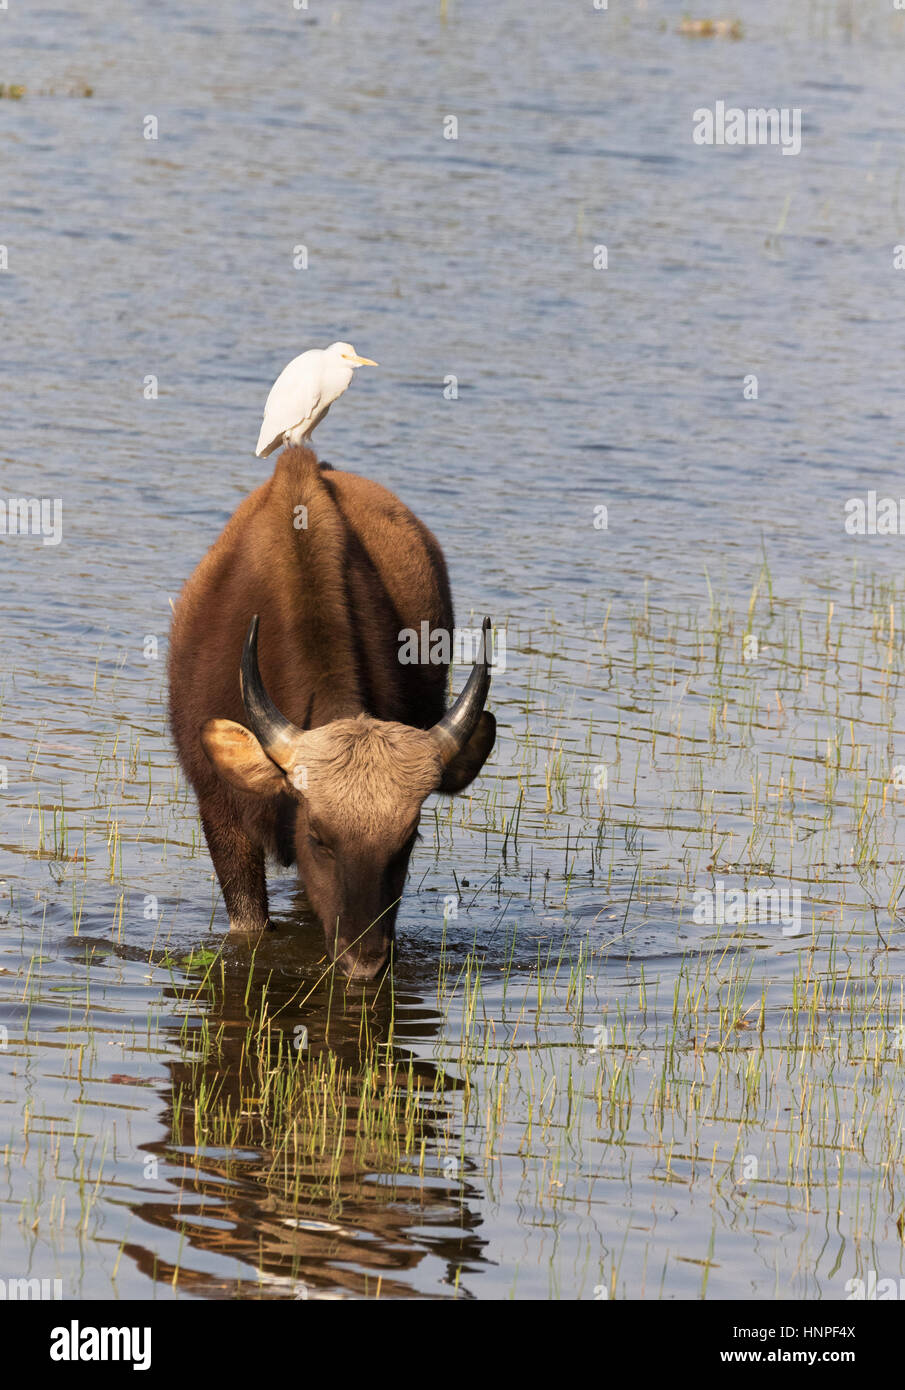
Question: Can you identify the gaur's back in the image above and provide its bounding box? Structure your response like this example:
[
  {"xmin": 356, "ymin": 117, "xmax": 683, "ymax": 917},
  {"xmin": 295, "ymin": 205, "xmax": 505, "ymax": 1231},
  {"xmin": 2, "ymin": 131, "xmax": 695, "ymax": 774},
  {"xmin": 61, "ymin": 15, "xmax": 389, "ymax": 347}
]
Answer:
[{"xmin": 168, "ymin": 447, "xmax": 454, "ymax": 805}]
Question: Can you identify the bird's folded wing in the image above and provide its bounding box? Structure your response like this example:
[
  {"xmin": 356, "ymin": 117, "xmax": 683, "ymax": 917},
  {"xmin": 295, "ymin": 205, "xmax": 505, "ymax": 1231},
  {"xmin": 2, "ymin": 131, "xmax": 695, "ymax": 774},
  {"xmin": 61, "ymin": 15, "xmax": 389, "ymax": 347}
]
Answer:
[{"xmin": 256, "ymin": 368, "xmax": 322, "ymax": 455}]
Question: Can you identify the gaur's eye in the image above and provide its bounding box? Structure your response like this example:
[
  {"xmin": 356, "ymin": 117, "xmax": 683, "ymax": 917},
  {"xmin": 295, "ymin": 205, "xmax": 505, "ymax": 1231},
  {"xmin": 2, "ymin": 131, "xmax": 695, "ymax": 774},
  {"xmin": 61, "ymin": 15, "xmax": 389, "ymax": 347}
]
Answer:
[{"xmin": 308, "ymin": 831, "xmax": 334, "ymax": 858}]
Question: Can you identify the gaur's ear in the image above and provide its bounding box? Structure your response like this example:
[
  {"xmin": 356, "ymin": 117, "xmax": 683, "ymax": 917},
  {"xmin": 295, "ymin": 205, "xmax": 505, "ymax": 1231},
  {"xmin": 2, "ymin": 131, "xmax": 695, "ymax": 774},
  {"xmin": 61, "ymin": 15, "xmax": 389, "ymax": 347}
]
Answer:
[
  {"xmin": 200, "ymin": 719, "xmax": 288, "ymax": 796},
  {"xmin": 438, "ymin": 712, "xmax": 496, "ymax": 794}
]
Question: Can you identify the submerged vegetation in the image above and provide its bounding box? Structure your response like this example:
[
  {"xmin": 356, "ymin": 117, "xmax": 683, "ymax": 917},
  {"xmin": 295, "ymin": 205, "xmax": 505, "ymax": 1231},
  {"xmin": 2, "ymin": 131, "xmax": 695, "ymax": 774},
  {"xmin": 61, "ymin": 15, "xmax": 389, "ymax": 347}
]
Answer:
[
  {"xmin": 677, "ymin": 18, "xmax": 744, "ymax": 39},
  {"xmin": 0, "ymin": 81, "xmax": 94, "ymax": 98}
]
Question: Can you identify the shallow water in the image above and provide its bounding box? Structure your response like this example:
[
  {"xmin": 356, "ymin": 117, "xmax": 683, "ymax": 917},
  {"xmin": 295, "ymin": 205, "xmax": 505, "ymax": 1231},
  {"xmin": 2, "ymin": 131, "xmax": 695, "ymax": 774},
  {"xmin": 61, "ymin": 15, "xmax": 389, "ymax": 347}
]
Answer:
[{"xmin": 2, "ymin": 0, "xmax": 905, "ymax": 1300}]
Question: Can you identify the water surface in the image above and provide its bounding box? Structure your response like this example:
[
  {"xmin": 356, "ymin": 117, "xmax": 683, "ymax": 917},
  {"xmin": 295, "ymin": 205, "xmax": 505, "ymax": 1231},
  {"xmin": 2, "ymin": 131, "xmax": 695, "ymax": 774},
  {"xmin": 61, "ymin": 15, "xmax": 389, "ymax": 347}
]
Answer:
[{"xmin": 2, "ymin": 0, "xmax": 905, "ymax": 1300}]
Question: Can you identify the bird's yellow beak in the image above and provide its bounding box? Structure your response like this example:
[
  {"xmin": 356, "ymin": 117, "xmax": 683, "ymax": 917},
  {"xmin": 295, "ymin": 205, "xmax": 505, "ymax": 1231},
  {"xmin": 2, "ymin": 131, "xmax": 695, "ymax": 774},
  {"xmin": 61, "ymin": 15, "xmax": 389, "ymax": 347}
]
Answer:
[{"xmin": 347, "ymin": 354, "xmax": 378, "ymax": 367}]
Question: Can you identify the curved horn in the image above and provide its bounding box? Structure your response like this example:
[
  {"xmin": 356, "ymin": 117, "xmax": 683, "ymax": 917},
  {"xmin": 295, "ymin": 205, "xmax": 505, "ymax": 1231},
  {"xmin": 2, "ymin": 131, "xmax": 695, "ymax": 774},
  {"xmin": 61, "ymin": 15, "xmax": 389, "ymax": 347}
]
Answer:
[
  {"xmin": 430, "ymin": 616, "xmax": 493, "ymax": 765},
  {"xmin": 240, "ymin": 615, "xmax": 303, "ymax": 770}
]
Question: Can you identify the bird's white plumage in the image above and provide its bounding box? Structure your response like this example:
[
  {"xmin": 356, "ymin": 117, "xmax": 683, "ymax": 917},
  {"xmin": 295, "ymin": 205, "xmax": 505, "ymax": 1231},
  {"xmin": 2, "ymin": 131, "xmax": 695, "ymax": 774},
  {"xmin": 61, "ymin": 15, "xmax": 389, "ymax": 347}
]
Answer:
[{"xmin": 255, "ymin": 341, "xmax": 377, "ymax": 458}]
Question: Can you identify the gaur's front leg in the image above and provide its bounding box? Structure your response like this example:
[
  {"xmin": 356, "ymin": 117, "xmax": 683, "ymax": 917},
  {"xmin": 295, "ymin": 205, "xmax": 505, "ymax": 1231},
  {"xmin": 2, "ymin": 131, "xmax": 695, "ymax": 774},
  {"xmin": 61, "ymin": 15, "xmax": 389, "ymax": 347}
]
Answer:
[{"xmin": 200, "ymin": 811, "xmax": 270, "ymax": 932}]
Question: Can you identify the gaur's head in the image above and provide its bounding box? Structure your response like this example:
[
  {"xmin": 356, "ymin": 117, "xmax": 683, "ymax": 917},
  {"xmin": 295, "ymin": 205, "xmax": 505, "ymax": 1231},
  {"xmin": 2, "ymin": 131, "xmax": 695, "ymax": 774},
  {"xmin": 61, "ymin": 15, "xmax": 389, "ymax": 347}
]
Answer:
[{"xmin": 201, "ymin": 616, "xmax": 496, "ymax": 980}]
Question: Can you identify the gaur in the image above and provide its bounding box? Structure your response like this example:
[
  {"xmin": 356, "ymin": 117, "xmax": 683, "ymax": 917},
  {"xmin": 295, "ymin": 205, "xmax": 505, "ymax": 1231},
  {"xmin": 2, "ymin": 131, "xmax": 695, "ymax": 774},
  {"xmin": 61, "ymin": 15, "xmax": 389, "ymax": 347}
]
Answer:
[{"xmin": 168, "ymin": 446, "xmax": 496, "ymax": 980}]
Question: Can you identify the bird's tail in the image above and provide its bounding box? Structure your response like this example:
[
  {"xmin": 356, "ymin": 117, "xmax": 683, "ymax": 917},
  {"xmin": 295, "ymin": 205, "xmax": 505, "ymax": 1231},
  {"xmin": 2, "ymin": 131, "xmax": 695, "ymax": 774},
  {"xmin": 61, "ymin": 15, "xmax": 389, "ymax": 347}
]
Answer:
[{"xmin": 255, "ymin": 433, "xmax": 280, "ymax": 459}]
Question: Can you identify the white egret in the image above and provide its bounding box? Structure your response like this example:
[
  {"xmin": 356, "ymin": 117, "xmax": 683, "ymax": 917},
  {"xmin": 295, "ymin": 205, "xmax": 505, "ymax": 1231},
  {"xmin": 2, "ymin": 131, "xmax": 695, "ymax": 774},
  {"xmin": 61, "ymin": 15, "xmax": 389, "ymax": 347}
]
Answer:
[{"xmin": 255, "ymin": 342, "xmax": 378, "ymax": 458}]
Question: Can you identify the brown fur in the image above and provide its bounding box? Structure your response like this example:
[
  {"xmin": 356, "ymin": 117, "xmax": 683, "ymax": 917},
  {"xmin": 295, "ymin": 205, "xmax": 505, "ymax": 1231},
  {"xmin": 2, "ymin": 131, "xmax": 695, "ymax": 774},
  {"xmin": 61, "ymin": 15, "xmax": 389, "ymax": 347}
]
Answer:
[{"xmin": 168, "ymin": 446, "xmax": 495, "ymax": 979}]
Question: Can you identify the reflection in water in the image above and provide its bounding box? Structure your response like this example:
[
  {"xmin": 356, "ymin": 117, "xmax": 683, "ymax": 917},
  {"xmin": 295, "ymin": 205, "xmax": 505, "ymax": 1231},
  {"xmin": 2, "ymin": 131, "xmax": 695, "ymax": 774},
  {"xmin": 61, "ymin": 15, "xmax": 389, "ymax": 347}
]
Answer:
[{"xmin": 126, "ymin": 942, "xmax": 489, "ymax": 1299}]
